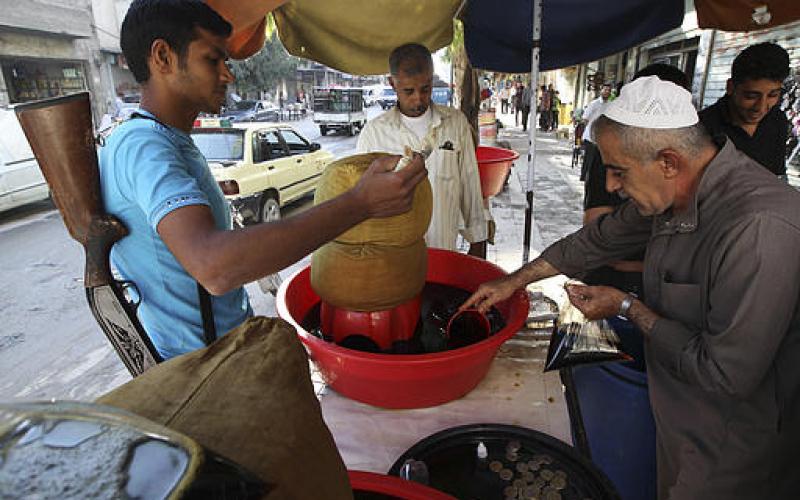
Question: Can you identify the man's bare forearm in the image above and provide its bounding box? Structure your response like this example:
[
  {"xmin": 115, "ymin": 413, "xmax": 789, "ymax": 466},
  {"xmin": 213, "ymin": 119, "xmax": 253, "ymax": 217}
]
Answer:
[
  {"xmin": 626, "ymin": 298, "xmax": 659, "ymax": 336},
  {"xmin": 222, "ymin": 192, "xmax": 366, "ymax": 287},
  {"xmin": 507, "ymin": 257, "xmax": 561, "ymax": 288}
]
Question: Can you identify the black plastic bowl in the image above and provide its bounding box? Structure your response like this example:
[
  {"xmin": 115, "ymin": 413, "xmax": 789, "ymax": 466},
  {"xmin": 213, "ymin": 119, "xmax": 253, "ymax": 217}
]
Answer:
[{"xmin": 388, "ymin": 424, "xmax": 620, "ymax": 500}]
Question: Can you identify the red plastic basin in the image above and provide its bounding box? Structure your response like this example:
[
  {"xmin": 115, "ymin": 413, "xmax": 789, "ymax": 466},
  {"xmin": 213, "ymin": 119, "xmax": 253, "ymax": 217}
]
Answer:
[
  {"xmin": 349, "ymin": 470, "xmax": 455, "ymax": 499},
  {"xmin": 476, "ymin": 146, "xmax": 519, "ymax": 198},
  {"xmin": 276, "ymin": 248, "xmax": 529, "ymax": 409}
]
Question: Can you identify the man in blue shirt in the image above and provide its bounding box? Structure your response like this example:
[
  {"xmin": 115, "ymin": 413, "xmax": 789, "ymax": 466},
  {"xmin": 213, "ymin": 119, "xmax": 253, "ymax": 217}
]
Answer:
[{"xmin": 101, "ymin": 0, "xmax": 427, "ymax": 359}]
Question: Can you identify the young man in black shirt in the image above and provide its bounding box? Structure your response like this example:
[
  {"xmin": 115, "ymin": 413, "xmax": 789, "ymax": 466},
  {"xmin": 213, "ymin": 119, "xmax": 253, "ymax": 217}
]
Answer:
[{"xmin": 699, "ymin": 42, "xmax": 790, "ymax": 178}]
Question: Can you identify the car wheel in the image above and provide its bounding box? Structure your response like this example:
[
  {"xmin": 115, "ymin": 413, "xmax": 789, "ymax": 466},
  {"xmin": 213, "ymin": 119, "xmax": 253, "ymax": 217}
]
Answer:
[
  {"xmin": 348, "ymin": 124, "xmax": 355, "ymax": 136},
  {"xmin": 320, "ymin": 126, "xmax": 327, "ymax": 136},
  {"xmin": 259, "ymin": 194, "xmax": 281, "ymax": 224}
]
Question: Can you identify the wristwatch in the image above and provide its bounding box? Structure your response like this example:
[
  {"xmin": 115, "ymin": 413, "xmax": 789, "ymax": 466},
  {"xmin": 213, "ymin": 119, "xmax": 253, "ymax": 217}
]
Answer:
[{"xmin": 618, "ymin": 294, "xmax": 636, "ymax": 319}]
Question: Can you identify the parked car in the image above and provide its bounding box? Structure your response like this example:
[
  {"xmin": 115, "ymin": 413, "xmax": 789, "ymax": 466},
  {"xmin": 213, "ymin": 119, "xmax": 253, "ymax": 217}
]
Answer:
[
  {"xmin": 313, "ymin": 87, "xmax": 367, "ymax": 136},
  {"xmin": 222, "ymin": 100, "xmax": 279, "ymax": 123},
  {"xmin": 191, "ymin": 118, "xmax": 333, "ymax": 223},
  {"xmin": 0, "ymin": 108, "xmax": 48, "ymax": 212},
  {"xmin": 377, "ymin": 87, "xmax": 397, "ymax": 110},
  {"xmin": 362, "ymin": 85, "xmax": 384, "ymax": 107}
]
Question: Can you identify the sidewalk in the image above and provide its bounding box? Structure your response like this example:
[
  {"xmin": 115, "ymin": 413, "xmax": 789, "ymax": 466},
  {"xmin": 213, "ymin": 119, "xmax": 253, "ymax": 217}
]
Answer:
[{"xmin": 316, "ymin": 112, "xmax": 587, "ymax": 473}]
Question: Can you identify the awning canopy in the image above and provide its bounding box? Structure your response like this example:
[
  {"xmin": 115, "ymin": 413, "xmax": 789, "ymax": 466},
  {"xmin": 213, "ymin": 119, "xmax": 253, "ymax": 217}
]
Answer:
[
  {"xmin": 695, "ymin": 0, "xmax": 800, "ymax": 32},
  {"xmin": 207, "ymin": 0, "xmax": 800, "ymax": 74},
  {"xmin": 464, "ymin": 0, "xmax": 684, "ymax": 73}
]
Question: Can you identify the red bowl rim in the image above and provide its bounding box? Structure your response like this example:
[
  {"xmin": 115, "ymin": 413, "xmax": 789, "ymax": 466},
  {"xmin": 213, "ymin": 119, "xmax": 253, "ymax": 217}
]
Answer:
[
  {"xmin": 348, "ymin": 470, "xmax": 456, "ymax": 499},
  {"xmin": 276, "ymin": 252, "xmax": 528, "ymax": 366},
  {"xmin": 475, "ymin": 145, "xmax": 520, "ymax": 163}
]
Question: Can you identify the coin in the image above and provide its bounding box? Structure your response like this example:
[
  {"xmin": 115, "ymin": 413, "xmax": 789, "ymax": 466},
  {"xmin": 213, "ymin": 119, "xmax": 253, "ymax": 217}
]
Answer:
[
  {"xmin": 507, "ymin": 439, "xmax": 522, "ymax": 453},
  {"xmin": 551, "ymin": 476, "xmax": 567, "ymax": 490},
  {"xmin": 523, "ymin": 485, "xmax": 539, "ymax": 497},
  {"xmin": 503, "ymin": 485, "xmax": 518, "ymax": 497},
  {"xmin": 513, "ymin": 478, "xmax": 526, "ymax": 489},
  {"xmin": 554, "ymin": 470, "xmax": 567, "ymax": 480},
  {"xmin": 490, "ymin": 460, "xmax": 504, "ymax": 473},
  {"xmin": 540, "ymin": 469, "xmax": 555, "ymax": 481},
  {"xmin": 528, "ymin": 460, "xmax": 541, "ymax": 471},
  {"xmin": 506, "ymin": 451, "xmax": 519, "ymax": 462},
  {"xmin": 516, "ymin": 461, "xmax": 529, "ymax": 473},
  {"xmin": 522, "ymin": 470, "xmax": 535, "ymax": 482},
  {"xmin": 540, "ymin": 454, "xmax": 553, "ymax": 465},
  {"xmin": 500, "ymin": 468, "xmax": 514, "ymax": 481}
]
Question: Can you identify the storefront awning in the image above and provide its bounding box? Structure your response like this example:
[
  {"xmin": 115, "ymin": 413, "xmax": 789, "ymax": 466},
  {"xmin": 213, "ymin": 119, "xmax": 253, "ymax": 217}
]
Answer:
[
  {"xmin": 695, "ymin": 0, "xmax": 800, "ymax": 32},
  {"xmin": 464, "ymin": 0, "xmax": 684, "ymax": 73},
  {"xmin": 208, "ymin": 0, "xmax": 800, "ymax": 74}
]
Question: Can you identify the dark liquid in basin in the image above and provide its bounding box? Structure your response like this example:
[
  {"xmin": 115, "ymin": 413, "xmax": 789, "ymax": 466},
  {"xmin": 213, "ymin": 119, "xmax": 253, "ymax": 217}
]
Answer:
[{"xmin": 301, "ymin": 283, "xmax": 506, "ymax": 354}]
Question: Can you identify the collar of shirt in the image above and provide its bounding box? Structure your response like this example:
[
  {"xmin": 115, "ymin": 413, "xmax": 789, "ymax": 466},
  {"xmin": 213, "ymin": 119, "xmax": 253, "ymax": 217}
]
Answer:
[
  {"xmin": 400, "ymin": 106, "xmax": 433, "ymax": 141},
  {"xmin": 388, "ymin": 104, "xmax": 447, "ymax": 147},
  {"xmin": 654, "ymin": 138, "xmax": 737, "ymax": 236},
  {"xmin": 129, "ymin": 109, "xmax": 192, "ymax": 144},
  {"xmin": 708, "ymin": 94, "xmax": 784, "ymax": 139}
]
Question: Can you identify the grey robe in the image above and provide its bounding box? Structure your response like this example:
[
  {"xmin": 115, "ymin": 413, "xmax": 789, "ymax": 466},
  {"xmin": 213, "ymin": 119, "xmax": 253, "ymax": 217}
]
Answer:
[{"xmin": 542, "ymin": 140, "xmax": 800, "ymax": 499}]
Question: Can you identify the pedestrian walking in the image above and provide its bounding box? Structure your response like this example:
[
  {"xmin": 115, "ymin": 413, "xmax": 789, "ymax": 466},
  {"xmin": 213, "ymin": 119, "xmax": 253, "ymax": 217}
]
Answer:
[
  {"xmin": 521, "ymin": 84, "xmax": 532, "ymax": 132},
  {"xmin": 514, "ymin": 82, "xmax": 524, "ymax": 126},
  {"xmin": 550, "ymin": 89, "xmax": 561, "ymax": 131},
  {"xmin": 538, "ymin": 85, "xmax": 551, "ymax": 131},
  {"xmin": 500, "ymin": 83, "xmax": 510, "ymax": 114}
]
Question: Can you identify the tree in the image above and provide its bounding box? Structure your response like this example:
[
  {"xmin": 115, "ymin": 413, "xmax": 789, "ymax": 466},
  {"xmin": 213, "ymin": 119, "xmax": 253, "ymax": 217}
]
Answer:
[{"xmin": 228, "ymin": 28, "xmax": 298, "ymax": 98}]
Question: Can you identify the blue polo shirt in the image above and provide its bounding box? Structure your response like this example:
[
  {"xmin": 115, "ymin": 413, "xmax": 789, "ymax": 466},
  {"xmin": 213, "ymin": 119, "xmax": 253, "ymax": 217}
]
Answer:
[{"xmin": 99, "ymin": 110, "xmax": 251, "ymax": 359}]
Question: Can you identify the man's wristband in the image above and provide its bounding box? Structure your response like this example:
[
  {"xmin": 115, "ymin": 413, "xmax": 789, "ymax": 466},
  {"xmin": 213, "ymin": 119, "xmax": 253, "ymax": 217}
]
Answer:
[{"xmin": 618, "ymin": 294, "xmax": 636, "ymax": 319}]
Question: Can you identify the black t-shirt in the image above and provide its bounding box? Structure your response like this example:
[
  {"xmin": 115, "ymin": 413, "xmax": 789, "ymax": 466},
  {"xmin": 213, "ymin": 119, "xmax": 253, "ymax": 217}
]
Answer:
[
  {"xmin": 582, "ymin": 143, "xmax": 644, "ymax": 296},
  {"xmin": 698, "ymin": 95, "xmax": 788, "ymax": 176},
  {"xmin": 583, "ymin": 156, "xmax": 624, "ymax": 210}
]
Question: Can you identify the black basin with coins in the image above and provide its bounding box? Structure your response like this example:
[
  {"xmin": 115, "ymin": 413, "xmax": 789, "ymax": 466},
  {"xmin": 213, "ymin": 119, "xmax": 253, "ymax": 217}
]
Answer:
[{"xmin": 388, "ymin": 424, "xmax": 619, "ymax": 500}]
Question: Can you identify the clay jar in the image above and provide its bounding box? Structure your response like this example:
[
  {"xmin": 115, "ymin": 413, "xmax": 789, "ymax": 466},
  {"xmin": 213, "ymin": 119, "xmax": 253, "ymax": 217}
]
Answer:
[{"xmin": 311, "ymin": 152, "xmax": 433, "ymax": 311}]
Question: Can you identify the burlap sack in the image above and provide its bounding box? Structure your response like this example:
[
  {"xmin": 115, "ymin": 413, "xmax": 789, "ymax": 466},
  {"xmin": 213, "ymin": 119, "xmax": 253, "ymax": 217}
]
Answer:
[
  {"xmin": 314, "ymin": 152, "xmax": 432, "ymax": 247},
  {"xmin": 311, "ymin": 239, "xmax": 427, "ymax": 311},
  {"xmin": 97, "ymin": 317, "xmax": 353, "ymax": 500}
]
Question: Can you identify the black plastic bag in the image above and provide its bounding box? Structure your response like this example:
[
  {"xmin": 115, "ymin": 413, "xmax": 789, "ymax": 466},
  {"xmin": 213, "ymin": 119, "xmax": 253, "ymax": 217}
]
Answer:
[{"xmin": 543, "ymin": 288, "xmax": 632, "ymax": 372}]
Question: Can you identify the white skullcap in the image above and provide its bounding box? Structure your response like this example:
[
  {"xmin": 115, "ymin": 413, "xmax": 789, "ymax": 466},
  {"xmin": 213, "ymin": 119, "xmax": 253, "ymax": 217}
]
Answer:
[{"xmin": 603, "ymin": 76, "xmax": 698, "ymax": 129}]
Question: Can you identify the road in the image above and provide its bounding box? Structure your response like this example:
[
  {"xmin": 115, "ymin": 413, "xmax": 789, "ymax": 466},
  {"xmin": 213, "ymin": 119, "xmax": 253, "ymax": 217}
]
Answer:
[{"xmin": 0, "ymin": 105, "xmax": 384, "ymax": 401}]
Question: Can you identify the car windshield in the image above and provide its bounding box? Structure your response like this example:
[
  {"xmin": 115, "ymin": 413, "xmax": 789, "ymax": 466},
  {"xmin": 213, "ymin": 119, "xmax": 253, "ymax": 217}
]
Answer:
[
  {"xmin": 191, "ymin": 130, "xmax": 245, "ymax": 161},
  {"xmin": 382, "ymin": 88, "xmax": 396, "ymax": 96}
]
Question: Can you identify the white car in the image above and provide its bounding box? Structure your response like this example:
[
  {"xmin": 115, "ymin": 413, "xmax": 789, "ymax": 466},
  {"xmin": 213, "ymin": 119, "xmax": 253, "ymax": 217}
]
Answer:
[{"xmin": 0, "ymin": 109, "xmax": 48, "ymax": 212}]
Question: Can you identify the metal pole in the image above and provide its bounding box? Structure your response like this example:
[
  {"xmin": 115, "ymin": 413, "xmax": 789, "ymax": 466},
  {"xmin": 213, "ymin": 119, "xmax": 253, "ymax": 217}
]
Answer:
[{"xmin": 522, "ymin": 0, "xmax": 542, "ymax": 264}]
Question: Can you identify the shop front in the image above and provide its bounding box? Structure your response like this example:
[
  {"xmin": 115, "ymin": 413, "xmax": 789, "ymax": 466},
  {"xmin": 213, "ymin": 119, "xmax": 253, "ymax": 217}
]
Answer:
[{"xmin": 1, "ymin": 58, "xmax": 88, "ymax": 104}]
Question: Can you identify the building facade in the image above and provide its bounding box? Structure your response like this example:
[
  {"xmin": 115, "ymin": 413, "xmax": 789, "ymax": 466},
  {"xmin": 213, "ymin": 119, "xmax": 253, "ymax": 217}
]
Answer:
[{"xmin": 0, "ymin": 0, "xmax": 134, "ymax": 121}]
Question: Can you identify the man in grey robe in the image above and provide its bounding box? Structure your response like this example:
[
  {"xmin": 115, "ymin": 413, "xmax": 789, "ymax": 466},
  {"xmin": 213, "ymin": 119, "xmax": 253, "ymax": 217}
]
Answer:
[{"xmin": 463, "ymin": 76, "xmax": 800, "ymax": 500}]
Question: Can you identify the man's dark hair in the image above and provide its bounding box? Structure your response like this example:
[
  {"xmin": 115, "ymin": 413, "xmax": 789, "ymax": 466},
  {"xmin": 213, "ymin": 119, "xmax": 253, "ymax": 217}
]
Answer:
[
  {"xmin": 633, "ymin": 63, "xmax": 690, "ymax": 90},
  {"xmin": 389, "ymin": 43, "xmax": 433, "ymax": 77},
  {"xmin": 731, "ymin": 42, "xmax": 790, "ymax": 85},
  {"xmin": 121, "ymin": 0, "xmax": 232, "ymax": 83}
]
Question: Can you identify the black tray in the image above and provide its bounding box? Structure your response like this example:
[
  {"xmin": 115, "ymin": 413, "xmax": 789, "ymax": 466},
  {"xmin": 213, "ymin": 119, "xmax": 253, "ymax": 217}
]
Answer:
[{"xmin": 388, "ymin": 424, "xmax": 619, "ymax": 500}]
